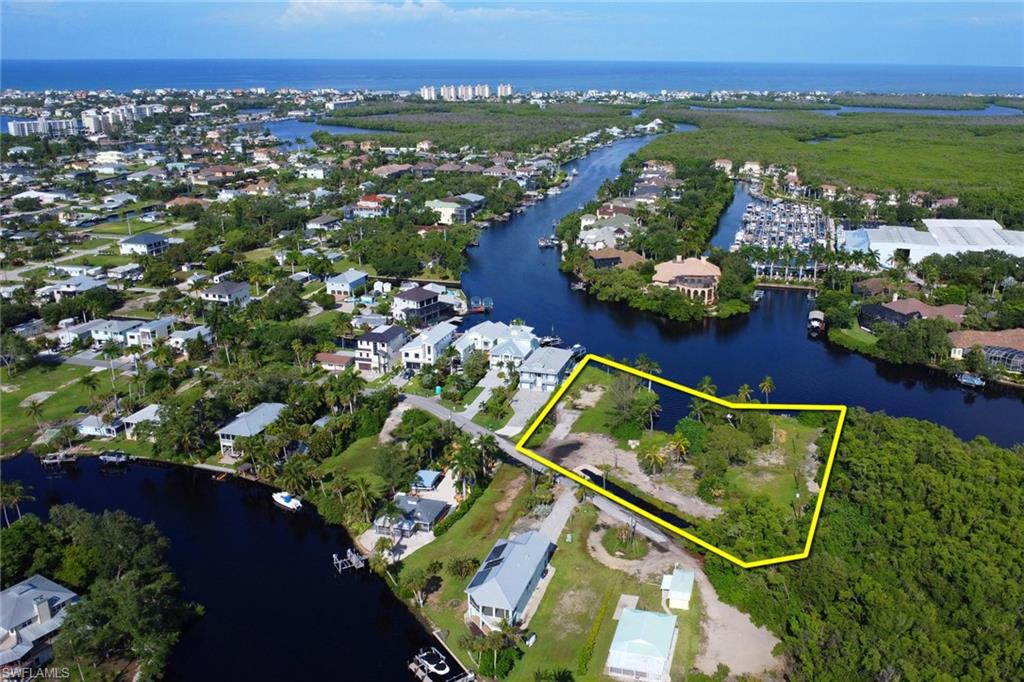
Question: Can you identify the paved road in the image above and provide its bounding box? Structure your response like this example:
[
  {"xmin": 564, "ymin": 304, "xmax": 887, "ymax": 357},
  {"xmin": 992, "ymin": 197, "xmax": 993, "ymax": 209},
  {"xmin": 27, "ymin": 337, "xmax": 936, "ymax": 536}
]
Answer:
[{"xmin": 400, "ymin": 393, "xmax": 548, "ymax": 474}]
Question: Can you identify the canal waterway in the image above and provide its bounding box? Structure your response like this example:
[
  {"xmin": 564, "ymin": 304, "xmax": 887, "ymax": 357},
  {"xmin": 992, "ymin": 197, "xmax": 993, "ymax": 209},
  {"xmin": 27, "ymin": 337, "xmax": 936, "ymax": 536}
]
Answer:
[
  {"xmin": 1, "ymin": 455, "xmax": 449, "ymax": 681},
  {"xmin": 460, "ymin": 135, "xmax": 1024, "ymax": 447}
]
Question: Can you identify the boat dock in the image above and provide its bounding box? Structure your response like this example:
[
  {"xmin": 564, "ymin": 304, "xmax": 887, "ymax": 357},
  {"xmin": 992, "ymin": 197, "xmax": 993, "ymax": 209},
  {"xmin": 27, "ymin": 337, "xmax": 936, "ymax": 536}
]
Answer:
[{"xmin": 332, "ymin": 549, "xmax": 367, "ymax": 572}]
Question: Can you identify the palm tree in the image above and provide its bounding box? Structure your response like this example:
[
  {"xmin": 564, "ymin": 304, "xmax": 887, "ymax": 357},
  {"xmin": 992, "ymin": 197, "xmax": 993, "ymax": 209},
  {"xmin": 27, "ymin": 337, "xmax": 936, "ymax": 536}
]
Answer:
[
  {"xmin": 633, "ymin": 353, "xmax": 661, "ymax": 390},
  {"xmin": 377, "ymin": 499, "xmax": 403, "ymax": 537},
  {"xmin": 689, "ymin": 398, "xmax": 707, "ymax": 423},
  {"xmin": 25, "ymin": 400, "xmax": 44, "ymax": 436},
  {"xmin": 474, "ymin": 433, "xmax": 500, "ymax": 474},
  {"xmin": 637, "ymin": 447, "xmax": 668, "ymax": 475},
  {"xmin": 100, "ymin": 341, "xmax": 121, "ymax": 388},
  {"xmin": 3, "ymin": 481, "xmax": 33, "ymax": 521},
  {"xmin": 79, "ymin": 372, "xmax": 100, "ymax": 406},
  {"xmin": 759, "ymin": 375, "xmax": 776, "ymax": 404},
  {"xmin": 668, "ymin": 433, "xmax": 689, "ymax": 464},
  {"xmin": 736, "ymin": 383, "xmax": 753, "ymax": 402},
  {"xmin": 697, "ymin": 375, "xmax": 717, "ymax": 397},
  {"xmin": 348, "ymin": 476, "xmax": 381, "ymax": 523}
]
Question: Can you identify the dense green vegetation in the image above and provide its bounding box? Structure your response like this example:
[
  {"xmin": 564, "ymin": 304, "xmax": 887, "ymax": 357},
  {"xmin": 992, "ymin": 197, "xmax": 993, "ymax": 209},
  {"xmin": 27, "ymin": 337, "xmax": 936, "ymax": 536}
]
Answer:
[
  {"xmin": 700, "ymin": 409, "xmax": 1024, "ymax": 681},
  {"xmin": 640, "ymin": 108, "xmax": 1024, "ymax": 229},
  {"xmin": 1, "ymin": 505, "xmax": 198, "ymax": 679},
  {"xmin": 317, "ymin": 101, "xmax": 643, "ymax": 151}
]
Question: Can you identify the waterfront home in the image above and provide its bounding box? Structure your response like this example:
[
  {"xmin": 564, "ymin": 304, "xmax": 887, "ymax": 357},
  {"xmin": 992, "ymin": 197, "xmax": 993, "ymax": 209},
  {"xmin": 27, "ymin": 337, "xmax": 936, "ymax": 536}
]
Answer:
[
  {"xmin": 91, "ymin": 319, "xmax": 143, "ymax": 346},
  {"xmin": 453, "ymin": 321, "xmax": 539, "ymax": 367},
  {"xmin": 77, "ymin": 414, "xmax": 124, "ymax": 438},
  {"xmin": 588, "ymin": 248, "xmax": 645, "ymax": 270},
  {"xmin": 55, "ymin": 319, "xmax": 106, "ymax": 348},
  {"xmin": 740, "ymin": 161, "xmax": 762, "ymax": 177},
  {"xmin": 168, "ymin": 324, "xmax": 214, "ymax": 355},
  {"xmin": 306, "ymin": 214, "xmax": 342, "ymax": 231},
  {"xmin": 355, "ymin": 324, "xmax": 407, "ymax": 373},
  {"xmin": 47, "ymin": 275, "xmax": 107, "ymax": 302},
  {"xmin": 465, "ymin": 530, "xmax": 555, "ymax": 632},
  {"xmin": 123, "ymin": 403, "xmax": 161, "ymax": 440},
  {"xmin": 660, "ymin": 567, "xmax": 695, "ymax": 610},
  {"xmin": 652, "ymin": 256, "xmax": 721, "ymax": 305},
  {"xmin": 605, "ymin": 609, "xmax": 678, "ymax": 682},
  {"xmin": 713, "ymin": 158, "xmax": 733, "ymax": 173},
  {"xmin": 858, "ymin": 302, "xmax": 918, "ymax": 330},
  {"xmin": 882, "ymin": 298, "xmax": 966, "ymax": 326},
  {"xmin": 107, "ymin": 263, "xmax": 143, "ymax": 281},
  {"xmin": 119, "ymin": 232, "xmax": 169, "ymax": 256},
  {"xmin": 518, "ymin": 347, "xmax": 575, "ymax": 392},
  {"xmin": 201, "ymin": 281, "xmax": 251, "ymax": 307},
  {"xmin": 316, "ymin": 352, "xmax": 355, "ymax": 372},
  {"xmin": 216, "ymin": 402, "xmax": 287, "ymax": 457},
  {"xmin": 373, "ymin": 493, "xmax": 450, "ymax": 538},
  {"xmin": 391, "ymin": 286, "xmax": 451, "ymax": 326},
  {"xmin": 400, "ymin": 322, "xmax": 457, "ymax": 370},
  {"xmin": 325, "ymin": 269, "xmax": 368, "ymax": 300},
  {"xmin": 425, "ymin": 193, "xmax": 485, "ymax": 225},
  {"xmin": 948, "ymin": 329, "xmax": 1024, "ymax": 373},
  {"xmin": 0, "ymin": 575, "xmax": 79, "ymax": 669},
  {"xmin": 577, "ymin": 221, "xmax": 633, "ymax": 250},
  {"xmin": 124, "ymin": 316, "xmax": 175, "ymax": 349},
  {"xmin": 353, "ymin": 194, "xmax": 390, "ymax": 219}
]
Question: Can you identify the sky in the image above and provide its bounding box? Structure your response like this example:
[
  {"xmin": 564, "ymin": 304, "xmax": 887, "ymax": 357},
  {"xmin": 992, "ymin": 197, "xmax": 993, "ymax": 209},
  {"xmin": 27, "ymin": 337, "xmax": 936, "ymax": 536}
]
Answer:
[{"xmin": 2, "ymin": 1, "xmax": 1022, "ymax": 67}]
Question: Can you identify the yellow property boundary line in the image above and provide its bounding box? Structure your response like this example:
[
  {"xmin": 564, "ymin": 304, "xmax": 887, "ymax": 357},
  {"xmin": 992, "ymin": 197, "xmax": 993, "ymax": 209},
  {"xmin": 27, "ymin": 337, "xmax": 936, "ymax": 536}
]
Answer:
[{"xmin": 514, "ymin": 354, "xmax": 847, "ymax": 569}]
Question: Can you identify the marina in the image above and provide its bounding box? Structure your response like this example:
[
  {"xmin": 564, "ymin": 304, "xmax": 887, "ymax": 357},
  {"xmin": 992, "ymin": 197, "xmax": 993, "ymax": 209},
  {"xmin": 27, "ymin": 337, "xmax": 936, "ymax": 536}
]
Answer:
[{"xmin": 733, "ymin": 190, "xmax": 832, "ymax": 254}]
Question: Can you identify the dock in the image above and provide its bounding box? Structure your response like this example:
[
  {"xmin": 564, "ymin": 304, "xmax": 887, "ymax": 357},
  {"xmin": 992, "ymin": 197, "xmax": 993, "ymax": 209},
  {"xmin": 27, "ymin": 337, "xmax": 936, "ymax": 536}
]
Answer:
[{"xmin": 332, "ymin": 549, "xmax": 367, "ymax": 572}]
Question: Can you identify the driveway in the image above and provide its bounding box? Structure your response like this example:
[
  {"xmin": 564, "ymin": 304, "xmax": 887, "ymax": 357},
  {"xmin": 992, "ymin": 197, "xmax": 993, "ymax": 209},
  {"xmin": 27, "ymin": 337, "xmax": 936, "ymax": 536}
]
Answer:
[
  {"xmin": 495, "ymin": 388, "xmax": 553, "ymax": 438},
  {"xmin": 538, "ymin": 484, "xmax": 578, "ymax": 543},
  {"xmin": 461, "ymin": 367, "xmax": 505, "ymax": 419}
]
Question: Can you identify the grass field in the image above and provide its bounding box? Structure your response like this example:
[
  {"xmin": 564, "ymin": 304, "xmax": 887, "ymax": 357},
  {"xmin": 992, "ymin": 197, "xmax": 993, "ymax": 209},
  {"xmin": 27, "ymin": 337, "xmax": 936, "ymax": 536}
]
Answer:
[
  {"xmin": 65, "ymin": 254, "xmax": 135, "ymax": 268},
  {"xmin": 722, "ymin": 415, "xmax": 819, "ymax": 511},
  {"xmin": 640, "ymin": 108, "xmax": 1024, "ymax": 202},
  {"xmin": 0, "ymin": 363, "xmax": 129, "ymax": 455},
  {"xmin": 316, "ymin": 435, "xmax": 383, "ymax": 486},
  {"xmin": 91, "ymin": 221, "xmax": 167, "ymax": 236},
  {"xmin": 70, "ymin": 237, "xmax": 115, "ymax": 251}
]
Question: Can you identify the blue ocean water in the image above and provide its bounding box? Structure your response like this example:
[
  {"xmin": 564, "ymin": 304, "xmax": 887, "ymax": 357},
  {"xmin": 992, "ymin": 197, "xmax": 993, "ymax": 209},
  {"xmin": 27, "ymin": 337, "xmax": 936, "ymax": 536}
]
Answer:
[{"xmin": 2, "ymin": 59, "xmax": 1022, "ymax": 94}]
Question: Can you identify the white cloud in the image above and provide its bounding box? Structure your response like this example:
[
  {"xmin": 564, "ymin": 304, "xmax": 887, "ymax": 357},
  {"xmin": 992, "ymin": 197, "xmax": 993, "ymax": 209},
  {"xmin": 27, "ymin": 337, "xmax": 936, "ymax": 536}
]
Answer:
[{"xmin": 279, "ymin": 0, "xmax": 553, "ymax": 25}]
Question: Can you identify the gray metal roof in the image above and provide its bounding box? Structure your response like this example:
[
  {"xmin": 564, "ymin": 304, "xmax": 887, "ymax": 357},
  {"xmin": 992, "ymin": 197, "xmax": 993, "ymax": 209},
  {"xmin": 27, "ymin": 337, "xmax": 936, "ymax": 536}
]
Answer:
[
  {"xmin": 520, "ymin": 347, "xmax": 573, "ymax": 375},
  {"xmin": 0, "ymin": 575, "xmax": 78, "ymax": 665},
  {"xmin": 121, "ymin": 232, "xmax": 168, "ymax": 245},
  {"xmin": 465, "ymin": 530, "xmax": 553, "ymax": 611},
  {"xmin": 216, "ymin": 402, "xmax": 286, "ymax": 438}
]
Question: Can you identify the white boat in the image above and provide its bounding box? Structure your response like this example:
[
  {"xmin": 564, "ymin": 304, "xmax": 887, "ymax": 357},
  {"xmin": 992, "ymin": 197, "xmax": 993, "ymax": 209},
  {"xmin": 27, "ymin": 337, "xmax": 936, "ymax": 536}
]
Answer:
[
  {"xmin": 272, "ymin": 491, "xmax": 302, "ymax": 512},
  {"xmin": 414, "ymin": 647, "xmax": 450, "ymax": 676},
  {"xmin": 98, "ymin": 451, "xmax": 130, "ymax": 465}
]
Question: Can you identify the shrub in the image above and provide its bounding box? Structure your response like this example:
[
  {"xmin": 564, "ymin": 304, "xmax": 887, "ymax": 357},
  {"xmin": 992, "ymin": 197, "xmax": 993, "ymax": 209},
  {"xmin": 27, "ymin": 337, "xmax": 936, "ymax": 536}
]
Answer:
[
  {"xmin": 432, "ymin": 481, "xmax": 487, "ymax": 536},
  {"xmin": 576, "ymin": 588, "xmax": 614, "ymax": 675}
]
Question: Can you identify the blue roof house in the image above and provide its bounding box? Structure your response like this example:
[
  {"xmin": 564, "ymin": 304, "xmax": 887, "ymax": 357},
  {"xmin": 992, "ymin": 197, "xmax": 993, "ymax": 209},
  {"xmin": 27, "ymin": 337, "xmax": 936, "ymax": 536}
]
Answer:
[
  {"xmin": 465, "ymin": 530, "xmax": 554, "ymax": 632},
  {"xmin": 605, "ymin": 609, "xmax": 678, "ymax": 682},
  {"xmin": 216, "ymin": 402, "xmax": 286, "ymax": 458}
]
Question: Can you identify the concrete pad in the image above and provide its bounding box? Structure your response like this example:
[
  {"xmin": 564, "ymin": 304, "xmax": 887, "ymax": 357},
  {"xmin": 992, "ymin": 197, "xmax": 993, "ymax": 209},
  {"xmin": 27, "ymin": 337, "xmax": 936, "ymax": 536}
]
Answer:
[
  {"xmin": 496, "ymin": 388, "xmax": 552, "ymax": 438},
  {"xmin": 613, "ymin": 594, "xmax": 640, "ymax": 620}
]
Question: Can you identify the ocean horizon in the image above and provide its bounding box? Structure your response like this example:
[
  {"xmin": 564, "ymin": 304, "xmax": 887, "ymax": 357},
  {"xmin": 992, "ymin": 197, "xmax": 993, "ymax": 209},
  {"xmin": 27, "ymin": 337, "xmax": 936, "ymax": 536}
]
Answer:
[{"xmin": 3, "ymin": 58, "xmax": 1022, "ymax": 94}]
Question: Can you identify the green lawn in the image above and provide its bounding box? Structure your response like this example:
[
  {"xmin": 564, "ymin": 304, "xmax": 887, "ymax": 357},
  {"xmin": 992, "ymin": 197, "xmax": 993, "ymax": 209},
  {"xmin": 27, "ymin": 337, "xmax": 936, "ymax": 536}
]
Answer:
[
  {"xmin": 65, "ymin": 254, "xmax": 135, "ymax": 268},
  {"xmin": 471, "ymin": 409, "xmax": 511, "ymax": 431},
  {"xmin": 91, "ymin": 221, "xmax": 167, "ymax": 236},
  {"xmin": 0, "ymin": 364, "xmax": 130, "ymax": 455},
  {"xmin": 316, "ymin": 435, "xmax": 383, "ymax": 485},
  {"xmin": 71, "ymin": 238, "xmax": 115, "ymax": 251},
  {"xmin": 242, "ymin": 247, "xmax": 275, "ymax": 262},
  {"xmin": 722, "ymin": 416, "xmax": 820, "ymax": 511},
  {"xmin": 600, "ymin": 525, "xmax": 649, "ymax": 560},
  {"xmin": 331, "ymin": 259, "xmax": 377, "ymax": 276}
]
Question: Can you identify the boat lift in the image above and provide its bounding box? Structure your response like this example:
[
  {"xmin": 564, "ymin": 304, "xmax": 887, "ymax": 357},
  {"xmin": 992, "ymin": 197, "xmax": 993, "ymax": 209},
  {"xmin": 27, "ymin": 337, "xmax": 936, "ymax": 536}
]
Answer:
[{"xmin": 332, "ymin": 548, "xmax": 367, "ymax": 573}]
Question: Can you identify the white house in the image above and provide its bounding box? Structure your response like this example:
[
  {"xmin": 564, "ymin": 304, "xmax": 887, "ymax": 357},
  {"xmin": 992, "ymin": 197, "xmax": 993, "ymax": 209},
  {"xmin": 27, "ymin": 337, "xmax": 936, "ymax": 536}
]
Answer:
[
  {"xmin": 391, "ymin": 286, "xmax": 449, "ymax": 326},
  {"xmin": 355, "ymin": 324, "xmax": 407, "ymax": 373},
  {"xmin": 123, "ymin": 403, "xmax": 161, "ymax": 440},
  {"xmin": 119, "ymin": 233, "xmax": 169, "ymax": 256},
  {"xmin": 605, "ymin": 609, "xmax": 678, "ymax": 682},
  {"xmin": 325, "ymin": 269, "xmax": 368, "ymax": 300},
  {"xmin": 168, "ymin": 325, "xmax": 214, "ymax": 355},
  {"xmin": 452, "ymin": 321, "xmax": 539, "ymax": 368},
  {"xmin": 124, "ymin": 316, "xmax": 174, "ymax": 349},
  {"xmin": 0, "ymin": 575, "xmax": 79, "ymax": 669},
  {"xmin": 216, "ymin": 402, "xmax": 286, "ymax": 457},
  {"xmin": 48, "ymin": 276, "xmax": 106, "ymax": 302},
  {"xmin": 90, "ymin": 319, "xmax": 142, "ymax": 346},
  {"xmin": 400, "ymin": 322, "xmax": 457, "ymax": 370},
  {"xmin": 77, "ymin": 414, "xmax": 124, "ymax": 438},
  {"xmin": 518, "ymin": 347, "xmax": 574, "ymax": 391},
  {"xmin": 305, "ymin": 214, "xmax": 341, "ymax": 231},
  {"xmin": 201, "ymin": 281, "xmax": 251, "ymax": 307}
]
